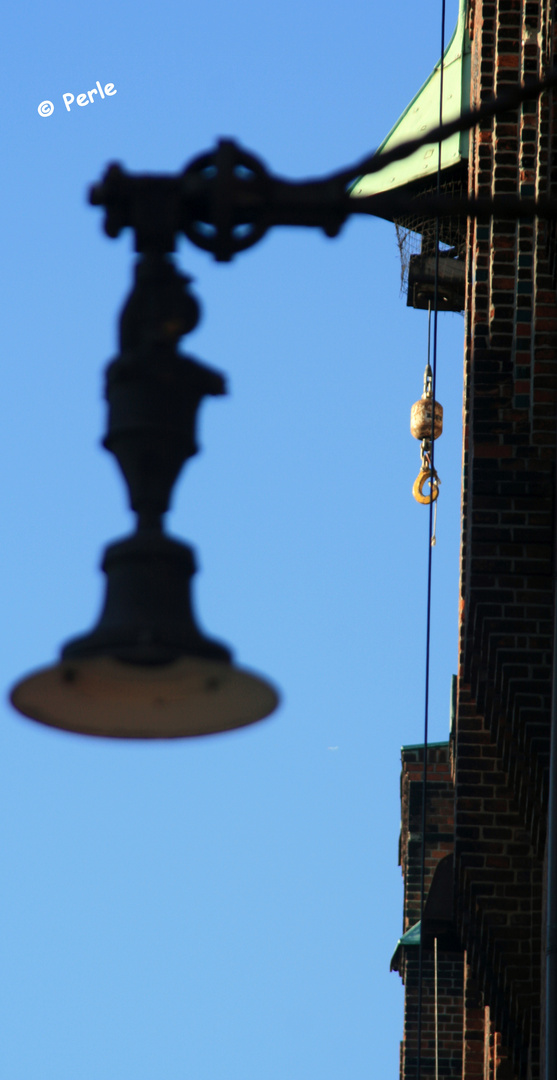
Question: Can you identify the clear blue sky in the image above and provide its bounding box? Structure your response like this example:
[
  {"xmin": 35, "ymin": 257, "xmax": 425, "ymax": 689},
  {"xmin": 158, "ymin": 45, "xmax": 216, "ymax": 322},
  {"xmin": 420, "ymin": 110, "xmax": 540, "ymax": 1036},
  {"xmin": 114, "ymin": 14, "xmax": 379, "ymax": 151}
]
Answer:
[{"xmin": 2, "ymin": 1, "xmax": 463, "ymax": 1076}]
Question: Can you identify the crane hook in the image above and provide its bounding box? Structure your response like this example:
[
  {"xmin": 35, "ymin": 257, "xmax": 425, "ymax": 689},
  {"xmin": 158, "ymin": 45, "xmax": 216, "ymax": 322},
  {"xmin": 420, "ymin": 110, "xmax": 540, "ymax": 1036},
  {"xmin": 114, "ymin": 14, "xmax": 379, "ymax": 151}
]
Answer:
[{"xmin": 412, "ymin": 467, "xmax": 440, "ymax": 505}]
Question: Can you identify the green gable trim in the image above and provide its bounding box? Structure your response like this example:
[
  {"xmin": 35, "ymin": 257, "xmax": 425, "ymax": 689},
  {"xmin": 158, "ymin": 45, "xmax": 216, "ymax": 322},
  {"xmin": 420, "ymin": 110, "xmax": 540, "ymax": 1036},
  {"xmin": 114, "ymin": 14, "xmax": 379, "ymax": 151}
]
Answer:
[
  {"xmin": 400, "ymin": 741, "xmax": 450, "ymax": 752},
  {"xmin": 390, "ymin": 920, "xmax": 421, "ymax": 972},
  {"xmin": 350, "ymin": 0, "xmax": 470, "ymax": 198}
]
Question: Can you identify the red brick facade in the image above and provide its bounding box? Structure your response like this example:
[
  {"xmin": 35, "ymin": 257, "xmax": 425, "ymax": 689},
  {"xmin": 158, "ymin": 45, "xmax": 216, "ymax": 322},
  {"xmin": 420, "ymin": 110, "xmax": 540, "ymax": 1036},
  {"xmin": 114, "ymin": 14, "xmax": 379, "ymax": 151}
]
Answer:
[
  {"xmin": 395, "ymin": 744, "xmax": 463, "ymax": 1080},
  {"xmin": 456, "ymin": 0, "xmax": 556, "ymax": 1073},
  {"xmin": 394, "ymin": 1, "xmax": 557, "ymax": 1077}
]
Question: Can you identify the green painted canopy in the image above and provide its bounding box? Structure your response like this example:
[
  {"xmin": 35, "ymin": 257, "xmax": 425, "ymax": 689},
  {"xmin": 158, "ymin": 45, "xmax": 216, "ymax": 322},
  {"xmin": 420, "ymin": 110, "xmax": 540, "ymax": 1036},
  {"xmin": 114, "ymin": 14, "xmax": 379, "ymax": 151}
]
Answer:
[
  {"xmin": 390, "ymin": 920, "xmax": 421, "ymax": 973},
  {"xmin": 351, "ymin": 0, "xmax": 470, "ymax": 199}
]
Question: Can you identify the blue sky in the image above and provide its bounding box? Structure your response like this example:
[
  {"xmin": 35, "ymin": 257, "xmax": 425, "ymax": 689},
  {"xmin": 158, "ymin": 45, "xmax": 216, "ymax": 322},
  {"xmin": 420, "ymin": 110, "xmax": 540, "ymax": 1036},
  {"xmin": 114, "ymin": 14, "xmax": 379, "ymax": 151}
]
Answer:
[{"xmin": 2, "ymin": 1, "xmax": 463, "ymax": 1076}]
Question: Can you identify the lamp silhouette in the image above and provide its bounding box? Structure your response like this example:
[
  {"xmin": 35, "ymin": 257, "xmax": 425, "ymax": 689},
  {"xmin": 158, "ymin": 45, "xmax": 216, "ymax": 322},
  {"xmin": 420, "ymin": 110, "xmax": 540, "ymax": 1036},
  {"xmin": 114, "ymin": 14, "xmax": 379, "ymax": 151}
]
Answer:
[
  {"xmin": 11, "ymin": 201, "xmax": 278, "ymax": 738},
  {"xmin": 13, "ymin": 106, "xmax": 553, "ymax": 737}
]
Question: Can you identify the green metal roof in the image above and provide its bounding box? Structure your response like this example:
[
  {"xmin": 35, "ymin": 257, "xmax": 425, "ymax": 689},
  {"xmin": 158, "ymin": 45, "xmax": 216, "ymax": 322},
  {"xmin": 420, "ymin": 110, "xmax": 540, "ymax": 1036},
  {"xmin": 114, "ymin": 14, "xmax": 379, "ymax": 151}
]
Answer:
[
  {"xmin": 400, "ymin": 740, "xmax": 450, "ymax": 751},
  {"xmin": 390, "ymin": 920, "xmax": 421, "ymax": 972},
  {"xmin": 351, "ymin": 0, "xmax": 470, "ymax": 198}
]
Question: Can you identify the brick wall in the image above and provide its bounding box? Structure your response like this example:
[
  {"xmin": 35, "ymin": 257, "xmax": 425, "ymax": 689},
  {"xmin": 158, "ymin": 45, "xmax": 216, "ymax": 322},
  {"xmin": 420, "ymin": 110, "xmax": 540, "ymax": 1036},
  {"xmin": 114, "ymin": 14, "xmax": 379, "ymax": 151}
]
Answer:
[
  {"xmin": 393, "ymin": 3, "xmax": 557, "ymax": 1075},
  {"xmin": 399, "ymin": 744, "xmax": 455, "ymax": 930},
  {"xmin": 455, "ymin": 0, "xmax": 557, "ymax": 1076},
  {"xmin": 396, "ymin": 744, "xmax": 463, "ymax": 1079}
]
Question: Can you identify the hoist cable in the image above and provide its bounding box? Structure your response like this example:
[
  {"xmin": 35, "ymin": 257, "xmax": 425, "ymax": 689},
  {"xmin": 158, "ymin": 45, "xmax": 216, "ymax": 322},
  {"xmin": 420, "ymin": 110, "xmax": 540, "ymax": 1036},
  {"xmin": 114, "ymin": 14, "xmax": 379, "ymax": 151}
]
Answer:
[{"xmin": 415, "ymin": 3, "xmax": 446, "ymax": 1078}]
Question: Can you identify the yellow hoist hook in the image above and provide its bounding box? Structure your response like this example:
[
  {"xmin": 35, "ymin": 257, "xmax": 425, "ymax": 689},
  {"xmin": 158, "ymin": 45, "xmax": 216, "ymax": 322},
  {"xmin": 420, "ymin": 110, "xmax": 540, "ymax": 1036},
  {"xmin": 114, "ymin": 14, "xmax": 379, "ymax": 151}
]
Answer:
[
  {"xmin": 410, "ymin": 363, "xmax": 443, "ymax": 509},
  {"xmin": 412, "ymin": 467, "xmax": 440, "ymax": 504}
]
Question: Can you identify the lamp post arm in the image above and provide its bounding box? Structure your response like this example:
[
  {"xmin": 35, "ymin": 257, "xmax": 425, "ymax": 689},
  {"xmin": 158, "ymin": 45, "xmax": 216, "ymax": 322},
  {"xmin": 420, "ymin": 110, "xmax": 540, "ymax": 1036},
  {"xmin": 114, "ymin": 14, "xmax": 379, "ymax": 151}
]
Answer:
[
  {"xmin": 90, "ymin": 145, "xmax": 557, "ymax": 265},
  {"xmin": 348, "ymin": 191, "xmax": 557, "ymax": 223},
  {"xmin": 90, "ymin": 66, "xmax": 557, "ymax": 261}
]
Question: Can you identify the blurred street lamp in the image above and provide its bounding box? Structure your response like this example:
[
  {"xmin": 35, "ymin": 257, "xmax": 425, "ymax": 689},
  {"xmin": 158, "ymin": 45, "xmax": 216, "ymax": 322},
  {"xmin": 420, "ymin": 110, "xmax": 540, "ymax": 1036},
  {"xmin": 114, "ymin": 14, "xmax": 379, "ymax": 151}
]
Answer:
[
  {"xmin": 11, "ymin": 237, "xmax": 279, "ymax": 738},
  {"xmin": 10, "ymin": 71, "xmax": 557, "ymax": 739}
]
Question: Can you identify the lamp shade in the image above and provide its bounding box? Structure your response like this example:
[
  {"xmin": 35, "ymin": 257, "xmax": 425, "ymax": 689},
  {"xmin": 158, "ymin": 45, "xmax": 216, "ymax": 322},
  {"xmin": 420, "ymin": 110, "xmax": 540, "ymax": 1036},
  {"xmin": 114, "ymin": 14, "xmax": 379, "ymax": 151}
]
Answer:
[
  {"xmin": 10, "ymin": 656, "xmax": 278, "ymax": 739},
  {"xmin": 10, "ymin": 531, "xmax": 279, "ymax": 738}
]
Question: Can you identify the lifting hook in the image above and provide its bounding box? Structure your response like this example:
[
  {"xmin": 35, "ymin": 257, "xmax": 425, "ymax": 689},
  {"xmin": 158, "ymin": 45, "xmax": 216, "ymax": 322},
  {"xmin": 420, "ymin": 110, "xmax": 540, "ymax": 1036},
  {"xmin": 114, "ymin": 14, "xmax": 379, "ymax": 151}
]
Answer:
[{"xmin": 412, "ymin": 467, "xmax": 440, "ymax": 505}]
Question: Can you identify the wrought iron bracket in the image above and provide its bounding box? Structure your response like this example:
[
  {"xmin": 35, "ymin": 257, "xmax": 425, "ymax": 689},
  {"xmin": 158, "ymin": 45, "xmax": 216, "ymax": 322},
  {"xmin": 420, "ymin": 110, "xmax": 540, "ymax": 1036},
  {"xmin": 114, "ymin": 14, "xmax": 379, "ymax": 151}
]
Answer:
[
  {"xmin": 90, "ymin": 139, "xmax": 349, "ymax": 261},
  {"xmin": 90, "ymin": 68, "xmax": 557, "ymax": 262}
]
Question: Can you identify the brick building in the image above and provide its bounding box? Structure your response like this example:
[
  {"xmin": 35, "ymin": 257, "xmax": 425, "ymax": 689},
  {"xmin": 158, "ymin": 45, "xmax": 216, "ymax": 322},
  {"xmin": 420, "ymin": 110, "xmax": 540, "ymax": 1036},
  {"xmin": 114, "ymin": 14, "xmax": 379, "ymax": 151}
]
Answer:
[
  {"xmin": 453, "ymin": 0, "xmax": 556, "ymax": 1073},
  {"xmin": 391, "ymin": 742, "xmax": 463, "ymax": 1079},
  {"xmin": 356, "ymin": 0, "xmax": 557, "ymax": 1077}
]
